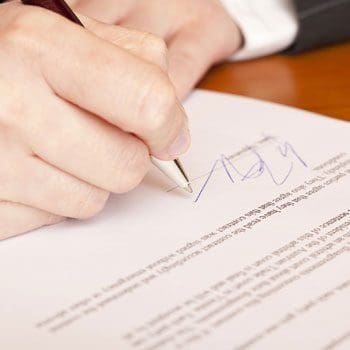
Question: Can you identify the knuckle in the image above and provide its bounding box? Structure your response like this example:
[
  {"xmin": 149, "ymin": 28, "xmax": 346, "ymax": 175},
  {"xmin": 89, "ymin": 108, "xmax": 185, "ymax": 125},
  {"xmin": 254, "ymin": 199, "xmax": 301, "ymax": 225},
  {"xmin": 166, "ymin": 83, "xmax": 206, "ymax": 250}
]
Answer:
[
  {"xmin": 114, "ymin": 140, "xmax": 150, "ymax": 193},
  {"xmin": 145, "ymin": 34, "xmax": 167, "ymax": 55},
  {"xmin": 74, "ymin": 187, "xmax": 110, "ymax": 219},
  {"xmin": 141, "ymin": 33, "xmax": 168, "ymax": 69},
  {"xmin": 139, "ymin": 69, "xmax": 177, "ymax": 136},
  {"xmin": 3, "ymin": 7, "xmax": 41, "ymax": 47},
  {"xmin": 2, "ymin": 6, "xmax": 63, "ymax": 52},
  {"xmin": 0, "ymin": 81, "xmax": 42, "ymax": 139},
  {"xmin": 0, "ymin": 158, "xmax": 15, "ymax": 198},
  {"xmin": 0, "ymin": 82, "xmax": 23, "ymax": 128}
]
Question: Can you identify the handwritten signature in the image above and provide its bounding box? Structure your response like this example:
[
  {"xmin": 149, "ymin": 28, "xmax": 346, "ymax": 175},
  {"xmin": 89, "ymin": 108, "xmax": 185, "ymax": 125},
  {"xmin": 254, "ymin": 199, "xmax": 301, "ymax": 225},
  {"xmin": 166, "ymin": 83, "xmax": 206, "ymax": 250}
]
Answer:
[{"xmin": 194, "ymin": 138, "xmax": 308, "ymax": 203}]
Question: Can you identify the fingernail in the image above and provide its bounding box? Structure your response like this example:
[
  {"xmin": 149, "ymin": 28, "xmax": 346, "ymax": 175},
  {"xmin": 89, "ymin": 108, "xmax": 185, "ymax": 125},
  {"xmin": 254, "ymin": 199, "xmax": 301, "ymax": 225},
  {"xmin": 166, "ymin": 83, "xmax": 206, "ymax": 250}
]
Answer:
[{"xmin": 167, "ymin": 127, "xmax": 191, "ymax": 157}]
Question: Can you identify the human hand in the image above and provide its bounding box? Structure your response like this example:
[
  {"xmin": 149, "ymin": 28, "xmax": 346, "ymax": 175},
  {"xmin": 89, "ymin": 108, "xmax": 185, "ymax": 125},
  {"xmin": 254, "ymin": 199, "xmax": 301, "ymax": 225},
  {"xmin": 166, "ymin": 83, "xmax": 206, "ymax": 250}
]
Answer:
[
  {"xmin": 0, "ymin": 1, "xmax": 189, "ymax": 239},
  {"xmin": 69, "ymin": 0, "xmax": 242, "ymax": 99}
]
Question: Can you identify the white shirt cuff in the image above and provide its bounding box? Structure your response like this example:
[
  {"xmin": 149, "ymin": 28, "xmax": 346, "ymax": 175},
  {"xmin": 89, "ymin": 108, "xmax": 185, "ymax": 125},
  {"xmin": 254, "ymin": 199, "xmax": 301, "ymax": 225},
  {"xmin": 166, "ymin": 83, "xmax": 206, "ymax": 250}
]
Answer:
[{"xmin": 221, "ymin": 0, "xmax": 299, "ymax": 60}]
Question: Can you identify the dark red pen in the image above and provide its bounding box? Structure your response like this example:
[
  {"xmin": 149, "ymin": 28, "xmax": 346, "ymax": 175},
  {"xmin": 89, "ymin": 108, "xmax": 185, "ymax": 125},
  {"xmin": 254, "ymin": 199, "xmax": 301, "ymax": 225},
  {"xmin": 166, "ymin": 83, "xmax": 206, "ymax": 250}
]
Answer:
[{"xmin": 21, "ymin": 0, "xmax": 84, "ymax": 26}]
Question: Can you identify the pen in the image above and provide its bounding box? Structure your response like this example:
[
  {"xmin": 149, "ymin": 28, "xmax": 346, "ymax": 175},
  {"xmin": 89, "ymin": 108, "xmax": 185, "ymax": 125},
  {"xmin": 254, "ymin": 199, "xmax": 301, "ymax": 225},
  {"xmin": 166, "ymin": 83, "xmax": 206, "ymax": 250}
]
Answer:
[{"xmin": 21, "ymin": 0, "xmax": 193, "ymax": 194}]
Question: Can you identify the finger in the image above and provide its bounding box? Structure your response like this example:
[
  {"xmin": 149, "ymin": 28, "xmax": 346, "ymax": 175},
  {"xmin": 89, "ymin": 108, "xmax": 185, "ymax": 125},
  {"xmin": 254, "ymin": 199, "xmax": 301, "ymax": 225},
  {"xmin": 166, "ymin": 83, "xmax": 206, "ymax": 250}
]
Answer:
[
  {"xmin": 0, "ymin": 201, "xmax": 63, "ymax": 241},
  {"xmin": 0, "ymin": 154, "xmax": 110, "ymax": 219},
  {"xmin": 14, "ymin": 6, "xmax": 189, "ymax": 158},
  {"xmin": 80, "ymin": 15, "xmax": 168, "ymax": 71},
  {"xmin": 20, "ymin": 90, "xmax": 151, "ymax": 194},
  {"xmin": 167, "ymin": 26, "xmax": 235, "ymax": 100}
]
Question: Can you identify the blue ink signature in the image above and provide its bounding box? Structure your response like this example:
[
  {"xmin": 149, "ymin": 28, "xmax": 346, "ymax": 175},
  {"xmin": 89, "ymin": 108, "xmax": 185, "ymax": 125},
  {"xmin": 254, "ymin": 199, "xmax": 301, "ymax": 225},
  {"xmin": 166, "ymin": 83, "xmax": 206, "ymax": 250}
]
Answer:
[{"xmin": 194, "ymin": 139, "xmax": 308, "ymax": 203}]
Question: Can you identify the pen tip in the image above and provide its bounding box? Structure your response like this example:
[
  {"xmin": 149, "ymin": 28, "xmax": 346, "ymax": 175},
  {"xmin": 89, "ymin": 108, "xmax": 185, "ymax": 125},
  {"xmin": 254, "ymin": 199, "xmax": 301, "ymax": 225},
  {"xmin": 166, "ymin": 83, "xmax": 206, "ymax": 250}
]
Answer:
[{"xmin": 185, "ymin": 184, "xmax": 193, "ymax": 194}]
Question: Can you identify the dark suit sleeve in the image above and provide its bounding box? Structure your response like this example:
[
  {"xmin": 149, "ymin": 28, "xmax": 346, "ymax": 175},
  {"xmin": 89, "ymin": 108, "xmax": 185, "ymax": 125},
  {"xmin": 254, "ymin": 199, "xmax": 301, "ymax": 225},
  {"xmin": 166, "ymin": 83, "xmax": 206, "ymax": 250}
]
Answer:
[{"xmin": 287, "ymin": 0, "xmax": 350, "ymax": 53}]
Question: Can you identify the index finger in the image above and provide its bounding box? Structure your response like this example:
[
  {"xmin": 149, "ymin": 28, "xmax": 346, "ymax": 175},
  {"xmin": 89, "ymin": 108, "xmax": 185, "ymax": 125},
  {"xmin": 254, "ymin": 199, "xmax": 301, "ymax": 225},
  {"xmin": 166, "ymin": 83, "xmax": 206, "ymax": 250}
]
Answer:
[{"xmin": 19, "ymin": 5, "xmax": 190, "ymax": 159}]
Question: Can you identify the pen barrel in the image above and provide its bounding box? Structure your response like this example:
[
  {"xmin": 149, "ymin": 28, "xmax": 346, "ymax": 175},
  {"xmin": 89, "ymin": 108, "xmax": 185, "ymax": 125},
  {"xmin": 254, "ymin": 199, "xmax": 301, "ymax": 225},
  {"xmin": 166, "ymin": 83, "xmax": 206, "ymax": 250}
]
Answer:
[{"xmin": 21, "ymin": 0, "xmax": 84, "ymax": 26}]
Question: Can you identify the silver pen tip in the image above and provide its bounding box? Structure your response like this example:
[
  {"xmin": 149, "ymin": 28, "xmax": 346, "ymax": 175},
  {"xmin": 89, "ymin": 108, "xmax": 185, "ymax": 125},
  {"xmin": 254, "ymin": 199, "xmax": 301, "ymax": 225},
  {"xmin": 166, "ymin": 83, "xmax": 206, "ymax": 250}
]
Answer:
[{"xmin": 185, "ymin": 184, "xmax": 193, "ymax": 194}]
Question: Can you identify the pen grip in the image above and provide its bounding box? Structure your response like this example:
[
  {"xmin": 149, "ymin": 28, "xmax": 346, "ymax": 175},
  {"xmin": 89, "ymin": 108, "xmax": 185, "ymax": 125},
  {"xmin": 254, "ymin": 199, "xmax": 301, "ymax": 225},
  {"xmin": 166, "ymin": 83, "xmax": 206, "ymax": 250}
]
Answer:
[{"xmin": 21, "ymin": 0, "xmax": 84, "ymax": 26}]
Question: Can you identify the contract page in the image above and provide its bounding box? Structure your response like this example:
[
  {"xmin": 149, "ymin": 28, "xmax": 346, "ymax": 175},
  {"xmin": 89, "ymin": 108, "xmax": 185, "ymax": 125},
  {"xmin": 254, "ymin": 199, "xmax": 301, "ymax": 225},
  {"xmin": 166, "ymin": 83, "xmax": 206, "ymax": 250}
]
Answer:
[{"xmin": 1, "ymin": 90, "xmax": 349, "ymax": 350}]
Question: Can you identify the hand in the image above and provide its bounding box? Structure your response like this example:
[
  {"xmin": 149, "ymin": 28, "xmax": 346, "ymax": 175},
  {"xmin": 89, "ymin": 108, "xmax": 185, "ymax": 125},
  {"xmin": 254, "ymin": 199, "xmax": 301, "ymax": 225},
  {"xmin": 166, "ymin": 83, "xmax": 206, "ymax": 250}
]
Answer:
[
  {"xmin": 0, "ymin": 1, "xmax": 189, "ymax": 239},
  {"xmin": 69, "ymin": 0, "xmax": 243, "ymax": 99}
]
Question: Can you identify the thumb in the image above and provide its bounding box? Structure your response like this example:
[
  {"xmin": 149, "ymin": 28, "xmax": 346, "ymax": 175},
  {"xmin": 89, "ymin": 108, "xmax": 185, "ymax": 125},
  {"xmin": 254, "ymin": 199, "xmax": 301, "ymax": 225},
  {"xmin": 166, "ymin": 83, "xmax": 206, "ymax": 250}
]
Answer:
[
  {"xmin": 168, "ymin": 25, "xmax": 241, "ymax": 100},
  {"xmin": 80, "ymin": 15, "xmax": 168, "ymax": 72}
]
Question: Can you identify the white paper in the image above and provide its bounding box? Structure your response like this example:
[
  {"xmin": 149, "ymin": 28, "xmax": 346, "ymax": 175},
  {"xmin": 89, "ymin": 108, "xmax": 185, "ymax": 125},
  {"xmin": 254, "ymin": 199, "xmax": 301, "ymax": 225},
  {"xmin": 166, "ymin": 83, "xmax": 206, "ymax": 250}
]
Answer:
[{"xmin": 1, "ymin": 90, "xmax": 350, "ymax": 350}]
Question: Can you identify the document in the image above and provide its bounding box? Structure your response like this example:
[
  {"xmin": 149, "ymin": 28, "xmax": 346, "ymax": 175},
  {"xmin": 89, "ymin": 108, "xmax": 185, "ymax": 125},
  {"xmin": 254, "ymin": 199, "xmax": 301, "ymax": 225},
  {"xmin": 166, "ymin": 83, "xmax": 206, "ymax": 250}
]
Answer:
[{"xmin": 1, "ymin": 90, "xmax": 350, "ymax": 349}]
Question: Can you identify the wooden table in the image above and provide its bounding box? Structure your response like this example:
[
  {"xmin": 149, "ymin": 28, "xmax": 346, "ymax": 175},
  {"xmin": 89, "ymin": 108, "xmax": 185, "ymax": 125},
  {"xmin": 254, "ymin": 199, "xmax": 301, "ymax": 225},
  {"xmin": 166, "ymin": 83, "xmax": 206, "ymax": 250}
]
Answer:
[{"xmin": 199, "ymin": 42, "xmax": 350, "ymax": 122}]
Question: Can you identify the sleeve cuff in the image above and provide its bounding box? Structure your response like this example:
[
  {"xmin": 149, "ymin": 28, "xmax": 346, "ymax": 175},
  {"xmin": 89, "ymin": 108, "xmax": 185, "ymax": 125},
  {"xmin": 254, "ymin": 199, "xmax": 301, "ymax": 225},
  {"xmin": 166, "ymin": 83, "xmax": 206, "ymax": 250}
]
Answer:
[{"xmin": 221, "ymin": 0, "xmax": 299, "ymax": 60}]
